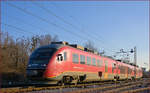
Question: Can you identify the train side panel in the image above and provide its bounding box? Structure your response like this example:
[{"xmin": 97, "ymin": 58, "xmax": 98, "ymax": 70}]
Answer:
[{"xmin": 41, "ymin": 45, "xmax": 143, "ymax": 83}]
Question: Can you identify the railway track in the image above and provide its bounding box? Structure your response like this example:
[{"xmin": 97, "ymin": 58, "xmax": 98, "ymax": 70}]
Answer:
[
  {"xmin": 0, "ymin": 81, "xmax": 116, "ymax": 93},
  {"xmin": 67, "ymin": 78, "xmax": 150, "ymax": 93},
  {"xmin": 0, "ymin": 78, "xmax": 149, "ymax": 93}
]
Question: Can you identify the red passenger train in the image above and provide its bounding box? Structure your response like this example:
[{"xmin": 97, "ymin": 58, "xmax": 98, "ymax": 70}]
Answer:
[{"xmin": 26, "ymin": 41, "xmax": 143, "ymax": 84}]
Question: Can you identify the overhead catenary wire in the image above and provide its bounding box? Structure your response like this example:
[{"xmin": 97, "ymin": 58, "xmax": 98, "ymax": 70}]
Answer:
[
  {"xmin": 31, "ymin": 2, "xmax": 115, "ymax": 53},
  {"xmin": 6, "ymin": 2, "xmax": 115, "ymax": 54},
  {"xmin": 2, "ymin": 24, "xmax": 77, "ymax": 46},
  {"xmin": 4, "ymin": 14, "xmax": 76, "ymax": 43},
  {"xmin": 50, "ymin": 2, "xmax": 82, "ymax": 25},
  {"xmin": 32, "ymin": 2, "xmax": 106, "ymax": 44},
  {"xmin": 51, "ymin": 2, "xmax": 118, "ymax": 49},
  {"xmin": 6, "ymin": 2, "xmax": 89, "ymax": 44},
  {"xmin": 50, "ymin": 2, "xmax": 110, "ymax": 44},
  {"xmin": 1, "ymin": 23, "xmax": 36, "ymax": 35},
  {"xmin": 2, "ymin": 23, "xmax": 77, "ymax": 45},
  {"xmin": 1, "ymin": 30, "xmax": 25, "ymax": 37}
]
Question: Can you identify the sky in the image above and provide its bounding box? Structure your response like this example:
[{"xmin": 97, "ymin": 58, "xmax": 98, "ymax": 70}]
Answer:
[{"xmin": 1, "ymin": 1, "xmax": 149, "ymax": 70}]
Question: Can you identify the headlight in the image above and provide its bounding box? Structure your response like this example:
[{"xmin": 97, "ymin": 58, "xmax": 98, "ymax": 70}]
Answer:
[
  {"xmin": 41, "ymin": 64, "xmax": 47, "ymax": 67},
  {"xmin": 43, "ymin": 64, "xmax": 47, "ymax": 66},
  {"xmin": 28, "ymin": 64, "xmax": 31, "ymax": 67}
]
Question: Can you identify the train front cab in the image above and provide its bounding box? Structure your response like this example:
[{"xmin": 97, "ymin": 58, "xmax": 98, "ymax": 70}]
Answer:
[
  {"xmin": 26, "ymin": 46, "xmax": 58, "ymax": 82},
  {"xmin": 43, "ymin": 46, "xmax": 71, "ymax": 82}
]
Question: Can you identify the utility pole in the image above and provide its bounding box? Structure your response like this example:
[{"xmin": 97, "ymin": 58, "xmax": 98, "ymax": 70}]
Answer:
[
  {"xmin": 115, "ymin": 47, "xmax": 137, "ymax": 78},
  {"xmin": 134, "ymin": 46, "xmax": 137, "ymax": 78}
]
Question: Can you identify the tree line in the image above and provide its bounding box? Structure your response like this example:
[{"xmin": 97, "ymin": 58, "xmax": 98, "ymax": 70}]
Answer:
[{"xmin": 0, "ymin": 32, "xmax": 59, "ymax": 83}]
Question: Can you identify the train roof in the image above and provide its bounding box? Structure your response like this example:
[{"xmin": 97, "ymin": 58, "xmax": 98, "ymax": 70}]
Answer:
[{"xmin": 39, "ymin": 43, "xmax": 63, "ymax": 49}]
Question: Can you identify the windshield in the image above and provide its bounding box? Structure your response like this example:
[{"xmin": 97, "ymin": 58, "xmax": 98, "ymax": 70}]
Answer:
[{"xmin": 29, "ymin": 48, "xmax": 56, "ymax": 64}]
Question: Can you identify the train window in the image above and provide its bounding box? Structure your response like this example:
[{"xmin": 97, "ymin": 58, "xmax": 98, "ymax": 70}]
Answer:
[
  {"xmin": 120, "ymin": 65, "xmax": 123, "ymax": 74},
  {"xmin": 123, "ymin": 66, "xmax": 125, "ymax": 74},
  {"xmin": 97, "ymin": 60, "xmax": 103, "ymax": 67},
  {"xmin": 80, "ymin": 55, "xmax": 85, "ymax": 64},
  {"xmin": 105, "ymin": 60, "xmax": 108, "ymax": 72},
  {"xmin": 100, "ymin": 60, "xmax": 103, "ymax": 66},
  {"xmin": 119, "ymin": 65, "xmax": 121, "ymax": 73},
  {"xmin": 120, "ymin": 65, "xmax": 124, "ymax": 74},
  {"xmin": 97, "ymin": 60, "xmax": 100, "ymax": 66},
  {"xmin": 30, "ymin": 48, "xmax": 57, "ymax": 64},
  {"xmin": 129, "ymin": 68, "xmax": 131, "ymax": 74},
  {"xmin": 128, "ymin": 67, "xmax": 130, "ymax": 74},
  {"xmin": 112, "ymin": 63, "xmax": 115, "ymax": 73},
  {"xmin": 87, "ymin": 56, "xmax": 91, "ymax": 65},
  {"xmin": 92, "ymin": 58, "xmax": 96, "ymax": 66},
  {"xmin": 64, "ymin": 52, "xmax": 67, "ymax": 61},
  {"xmin": 57, "ymin": 54, "xmax": 63, "ymax": 61},
  {"xmin": 72, "ymin": 53, "xmax": 79, "ymax": 63}
]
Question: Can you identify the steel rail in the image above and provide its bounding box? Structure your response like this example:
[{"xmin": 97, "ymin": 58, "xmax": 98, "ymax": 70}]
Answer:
[
  {"xmin": 105, "ymin": 83, "xmax": 142, "ymax": 93},
  {"xmin": 0, "ymin": 81, "xmax": 115, "ymax": 93},
  {"xmin": 0, "ymin": 78, "xmax": 148, "ymax": 93},
  {"xmin": 67, "ymin": 80, "xmax": 144, "ymax": 93},
  {"xmin": 123, "ymin": 87, "xmax": 150, "ymax": 93}
]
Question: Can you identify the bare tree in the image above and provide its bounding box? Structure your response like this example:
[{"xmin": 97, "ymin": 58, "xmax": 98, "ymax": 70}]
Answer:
[
  {"xmin": 52, "ymin": 35, "xmax": 59, "ymax": 42},
  {"xmin": 30, "ymin": 35, "xmax": 40, "ymax": 53},
  {"xmin": 1, "ymin": 32, "xmax": 60, "ymax": 83},
  {"xmin": 39, "ymin": 34, "xmax": 52, "ymax": 46}
]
